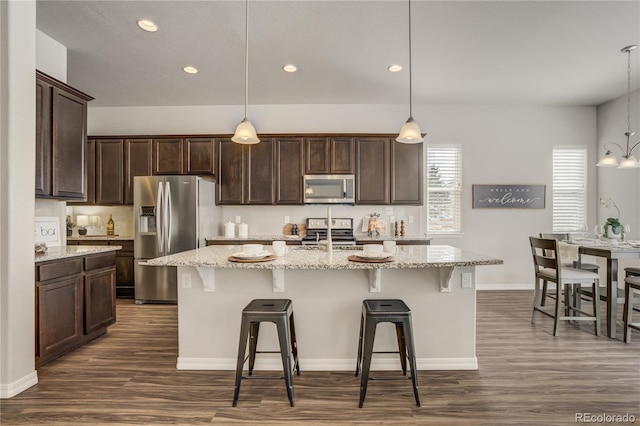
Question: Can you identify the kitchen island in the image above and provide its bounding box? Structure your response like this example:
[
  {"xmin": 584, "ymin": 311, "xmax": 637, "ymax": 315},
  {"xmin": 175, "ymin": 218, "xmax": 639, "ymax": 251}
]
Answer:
[{"xmin": 146, "ymin": 245, "xmax": 502, "ymax": 371}]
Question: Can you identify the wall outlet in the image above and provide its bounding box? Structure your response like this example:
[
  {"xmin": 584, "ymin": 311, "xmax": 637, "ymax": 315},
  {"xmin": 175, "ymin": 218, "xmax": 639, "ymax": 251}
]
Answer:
[
  {"xmin": 408, "ymin": 216, "xmax": 414, "ymax": 224},
  {"xmin": 461, "ymin": 272, "xmax": 472, "ymax": 289},
  {"xmin": 235, "ymin": 215, "xmax": 241, "ymax": 224},
  {"xmin": 181, "ymin": 273, "xmax": 192, "ymax": 289},
  {"xmin": 284, "ymin": 215, "xmax": 290, "ymax": 224}
]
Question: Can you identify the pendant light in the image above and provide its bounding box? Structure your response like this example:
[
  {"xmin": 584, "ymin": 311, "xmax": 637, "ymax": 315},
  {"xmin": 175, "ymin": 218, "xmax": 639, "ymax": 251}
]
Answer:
[
  {"xmin": 232, "ymin": 0, "xmax": 259, "ymax": 144},
  {"xmin": 596, "ymin": 44, "xmax": 639, "ymax": 168},
  {"xmin": 396, "ymin": 0, "xmax": 424, "ymax": 144}
]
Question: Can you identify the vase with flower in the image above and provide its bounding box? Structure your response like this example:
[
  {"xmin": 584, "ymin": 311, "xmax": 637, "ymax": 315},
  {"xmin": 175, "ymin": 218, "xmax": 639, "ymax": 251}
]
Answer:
[{"xmin": 600, "ymin": 196, "xmax": 625, "ymax": 240}]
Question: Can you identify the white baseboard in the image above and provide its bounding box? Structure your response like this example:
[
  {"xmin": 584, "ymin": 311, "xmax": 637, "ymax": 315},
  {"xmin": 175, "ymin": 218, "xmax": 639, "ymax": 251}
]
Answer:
[
  {"xmin": 477, "ymin": 283, "xmax": 533, "ymax": 291},
  {"xmin": 177, "ymin": 357, "xmax": 478, "ymax": 371},
  {"xmin": 0, "ymin": 371, "xmax": 38, "ymax": 399}
]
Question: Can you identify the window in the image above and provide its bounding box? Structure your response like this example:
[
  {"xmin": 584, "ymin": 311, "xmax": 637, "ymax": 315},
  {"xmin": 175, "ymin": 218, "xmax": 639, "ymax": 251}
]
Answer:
[
  {"xmin": 552, "ymin": 147, "xmax": 587, "ymax": 232},
  {"xmin": 426, "ymin": 145, "xmax": 462, "ymax": 233}
]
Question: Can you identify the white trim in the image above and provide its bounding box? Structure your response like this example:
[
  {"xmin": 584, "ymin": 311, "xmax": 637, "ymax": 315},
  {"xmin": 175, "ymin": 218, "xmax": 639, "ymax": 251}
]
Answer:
[
  {"xmin": 0, "ymin": 371, "xmax": 38, "ymax": 399},
  {"xmin": 177, "ymin": 357, "xmax": 478, "ymax": 371},
  {"xmin": 477, "ymin": 283, "xmax": 533, "ymax": 291}
]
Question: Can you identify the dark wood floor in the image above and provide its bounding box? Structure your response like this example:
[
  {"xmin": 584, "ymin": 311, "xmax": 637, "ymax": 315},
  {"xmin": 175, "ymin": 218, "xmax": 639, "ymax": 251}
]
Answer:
[{"xmin": 2, "ymin": 291, "xmax": 639, "ymax": 425}]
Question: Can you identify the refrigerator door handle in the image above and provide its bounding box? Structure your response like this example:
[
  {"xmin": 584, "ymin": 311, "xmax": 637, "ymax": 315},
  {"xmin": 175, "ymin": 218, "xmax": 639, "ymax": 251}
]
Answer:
[
  {"xmin": 165, "ymin": 181, "xmax": 172, "ymax": 253},
  {"xmin": 157, "ymin": 181, "xmax": 164, "ymax": 252}
]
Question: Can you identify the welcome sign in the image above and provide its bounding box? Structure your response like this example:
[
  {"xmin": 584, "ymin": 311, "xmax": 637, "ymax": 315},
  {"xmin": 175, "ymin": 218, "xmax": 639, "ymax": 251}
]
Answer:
[{"xmin": 472, "ymin": 184, "xmax": 546, "ymax": 209}]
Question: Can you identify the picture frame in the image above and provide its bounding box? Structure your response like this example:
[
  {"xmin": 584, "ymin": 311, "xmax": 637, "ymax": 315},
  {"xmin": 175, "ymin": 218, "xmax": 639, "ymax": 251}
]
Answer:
[
  {"xmin": 34, "ymin": 216, "xmax": 62, "ymax": 246},
  {"xmin": 472, "ymin": 184, "xmax": 546, "ymax": 209}
]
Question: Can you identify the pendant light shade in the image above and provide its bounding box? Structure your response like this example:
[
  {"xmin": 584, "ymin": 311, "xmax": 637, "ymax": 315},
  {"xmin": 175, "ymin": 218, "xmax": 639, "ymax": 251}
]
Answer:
[
  {"xmin": 396, "ymin": 0, "xmax": 424, "ymax": 144},
  {"xmin": 232, "ymin": 118, "xmax": 259, "ymax": 144},
  {"xmin": 397, "ymin": 117, "xmax": 423, "ymax": 144},
  {"xmin": 232, "ymin": 0, "xmax": 260, "ymax": 145},
  {"xmin": 596, "ymin": 45, "xmax": 639, "ymax": 168}
]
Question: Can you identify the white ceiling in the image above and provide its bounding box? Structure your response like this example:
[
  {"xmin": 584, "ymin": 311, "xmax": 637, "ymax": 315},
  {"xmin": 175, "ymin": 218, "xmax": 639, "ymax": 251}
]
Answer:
[{"xmin": 36, "ymin": 0, "xmax": 640, "ymax": 108}]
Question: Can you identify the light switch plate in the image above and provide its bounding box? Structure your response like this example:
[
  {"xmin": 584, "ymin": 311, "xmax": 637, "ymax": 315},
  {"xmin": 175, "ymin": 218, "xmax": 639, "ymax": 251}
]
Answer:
[
  {"xmin": 235, "ymin": 215, "xmax": 241, "ymax": 224},
  {"xmin": 284, "ymin": 215, "xmax": 290, "ymax": 224},
  {"xmin": 181, "ymin": 274, "xmax": 192, "ymax": 289},
  {"xmin": 462, "ymin": 272, "xmax": 472, "ymax": 289}
]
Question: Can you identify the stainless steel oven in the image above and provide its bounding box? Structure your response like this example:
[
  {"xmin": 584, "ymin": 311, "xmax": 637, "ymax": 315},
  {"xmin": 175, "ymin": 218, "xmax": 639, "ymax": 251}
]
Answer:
[{"xmin": 303, "ymin": 174, "xmax": 355, "ymax": 204}]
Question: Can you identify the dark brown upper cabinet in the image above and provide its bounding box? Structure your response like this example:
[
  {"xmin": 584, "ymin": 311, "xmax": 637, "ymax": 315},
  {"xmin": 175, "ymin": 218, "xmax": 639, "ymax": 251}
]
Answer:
[
  {"xmin": 152, "ymin": 138, "xmax": 183, "ymax": 175},
  {"xmin": 355, "ymin": 137, "xmax": 390, "ymax": 205},
  {"xmin": 216, "ymin": 138, "xmax": 274, "ymax": 205},
  {"xmin": 124, "ymin": 139, "xmax": 153, "ymax": 204},
  {"xmin": 35, "ymin": 71, "xmax": 93, "ymax": 200},
  {"xmin": 275, "ymin": 137, "xmax": 304, "ymax": 204},
  {"xmin": 304, "ymin": 137, "xmax": 354, "ymax": 174},
  {"xmin": 184, "ymin": 138, "xmax": 215, "ymax": 175},
  {"xmin": 95, "ymin": 139, "xmax": 124, "ymax": 205},
  {"xmin": 216, "ymin": 139, "xmax": 245, "ymax": 205},
  {"xmin": 391, "ymin": 142, "xmax": 423, "ymax": 205},
  {"xmin": 246, "ymin": 139, "xmax": 275, "ymax": 204}
]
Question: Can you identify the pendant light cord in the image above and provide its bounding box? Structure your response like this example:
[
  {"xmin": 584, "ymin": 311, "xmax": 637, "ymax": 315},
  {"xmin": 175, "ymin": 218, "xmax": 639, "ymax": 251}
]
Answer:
[
  {"xmin": 408, "ymin": 0, "xmax": 413, "ymax": 118},
  {"xmin": 244, "ymin": 0, "xmax": 249, "ymax": 119}
]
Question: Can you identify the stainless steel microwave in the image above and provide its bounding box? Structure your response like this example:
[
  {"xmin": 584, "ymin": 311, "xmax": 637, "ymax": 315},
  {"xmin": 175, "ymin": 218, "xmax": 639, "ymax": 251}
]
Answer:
[{"xmin": 303, "ymin": 174, "xmax": 355, "ymax": 204}]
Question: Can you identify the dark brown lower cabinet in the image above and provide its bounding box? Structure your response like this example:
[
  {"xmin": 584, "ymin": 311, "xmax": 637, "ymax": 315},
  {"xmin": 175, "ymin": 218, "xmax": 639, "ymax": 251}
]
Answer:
[{"xmin": 35, "ymin": 252, "xmax": 116, "ymax": 367}]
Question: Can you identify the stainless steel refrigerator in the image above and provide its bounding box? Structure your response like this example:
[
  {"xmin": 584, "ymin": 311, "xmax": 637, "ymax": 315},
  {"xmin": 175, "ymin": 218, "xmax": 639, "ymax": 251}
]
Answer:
[{"xmin": 134, "ymin": 175, "xmax": 216, "ymax": 303}]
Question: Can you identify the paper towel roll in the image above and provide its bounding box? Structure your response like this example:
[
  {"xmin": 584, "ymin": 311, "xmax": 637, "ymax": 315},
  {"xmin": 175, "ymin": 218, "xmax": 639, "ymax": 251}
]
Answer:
[
  {"xmin": 238, "ymin": 223, "xmax": 248, "ymax": 238},
  {"xmin": 224, "ymin": 222, "xmax": 235, "ymax": 238}
]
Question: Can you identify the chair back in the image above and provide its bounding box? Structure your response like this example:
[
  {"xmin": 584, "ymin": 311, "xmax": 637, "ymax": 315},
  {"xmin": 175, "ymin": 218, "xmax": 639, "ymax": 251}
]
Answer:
[
  {"xmin": 530, "ymin": 236, "xmax": 561, "ymax": 282},
  {"xmin": 539, "ymin": 233, "xmax": 570, "ymax": 241}
]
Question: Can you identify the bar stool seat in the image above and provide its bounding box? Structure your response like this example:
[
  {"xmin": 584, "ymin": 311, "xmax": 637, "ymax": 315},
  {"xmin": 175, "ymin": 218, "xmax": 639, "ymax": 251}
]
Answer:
[
  {"xmin": 355, "ymin": 299, "xmax": 420, "ymax": 408},
  {"xmin": 624, "ymin": 276, "xmax": 640, "ymax": 343},
  {"xmin": 232, "ymin": 299, "xmax": 300, "ymax": 407}
]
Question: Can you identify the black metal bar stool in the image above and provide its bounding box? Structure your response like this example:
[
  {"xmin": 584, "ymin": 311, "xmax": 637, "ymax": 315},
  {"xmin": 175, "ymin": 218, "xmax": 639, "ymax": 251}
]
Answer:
[
  {"xmin": 232, "ymin": 299, "xmax": 300, "ymax": 407},
  {"xmin": 355, "ymin": 299, "xmax": 420, "ymax": 408},
  {"xmin": 623, "ymin": 276, "xmax": 640, "ymax": 343}
]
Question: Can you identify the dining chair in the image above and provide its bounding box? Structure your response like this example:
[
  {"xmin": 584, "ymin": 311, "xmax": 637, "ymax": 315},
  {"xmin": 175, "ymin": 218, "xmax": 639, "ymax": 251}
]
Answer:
[
  {"xmin": 538, "ymin": 233, "xmax": 600, "ymax": 307},
  {"xmin": 623, "ymin": 276, "xmax": 640, "ymax": 343},
  {"xmin": 530, "ymin": 236, "xmax": 601, "ymax": 336}
]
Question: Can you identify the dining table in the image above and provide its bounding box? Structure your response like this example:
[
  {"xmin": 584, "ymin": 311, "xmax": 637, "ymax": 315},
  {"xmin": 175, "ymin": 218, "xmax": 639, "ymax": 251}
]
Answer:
[{"xmin": 564, "ymin": 239, "xmax": 640, "ymax": 338}]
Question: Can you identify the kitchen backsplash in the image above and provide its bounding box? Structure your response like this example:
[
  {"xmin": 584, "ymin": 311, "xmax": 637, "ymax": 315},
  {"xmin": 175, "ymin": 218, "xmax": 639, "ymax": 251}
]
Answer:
[
  {"xmin": 217, "ymin": 205, "xmax": 423, "ymax": 237},
  {"xmin": 66, "ymin": 205, "xmax": 134, "ymax": 236},
  {"xmin": 63, "ymin": 204, "xmax": 423, "ymax": 239}
]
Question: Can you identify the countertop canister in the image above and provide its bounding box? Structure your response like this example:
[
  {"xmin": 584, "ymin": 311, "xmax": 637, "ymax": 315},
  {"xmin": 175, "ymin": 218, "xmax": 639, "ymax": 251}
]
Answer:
[
  {"xmin": 238, "ymin": 223, "xmax": 248, "ymax": 238},
  {"xmin": 224, "ymin": 222, "xmax": 235, "ymax": 238}
]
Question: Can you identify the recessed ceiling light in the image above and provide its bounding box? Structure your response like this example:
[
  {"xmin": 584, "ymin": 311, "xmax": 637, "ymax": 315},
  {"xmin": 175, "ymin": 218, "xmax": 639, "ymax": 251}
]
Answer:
[
  {"xmin": 388, "ymin": 65, "xmax": 403, "ymax": 73},
  {"xmin": 282, "ymin": 64, "xmax": 297, "ymax": 73},
  {"xmin": 137, "ymin": 19, "xmax": 158, "ymax": 32},
  {"xmin": 182, "ymin": 66, "xmax": 198, "ymax": 74}
]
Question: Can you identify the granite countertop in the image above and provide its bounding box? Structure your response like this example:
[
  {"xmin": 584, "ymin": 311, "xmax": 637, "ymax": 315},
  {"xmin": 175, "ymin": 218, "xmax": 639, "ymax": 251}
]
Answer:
[
  {"xmin": 35, "ymin": 245, "xmax": 121, "ymax": 263},
  {"xmin": 205, "ymin": 235, "xmax": 303, "ymax": 242},
  {"xmin": 355, "ymin": 235, "xmax": 431, "ymax": 242},
  {"xmin": 68, "ymin": 235, "xmax": 134, "ymax": 241},
  {"xmin": 145, "ymin": 244, "xmax": 502, "ymax": 270}
]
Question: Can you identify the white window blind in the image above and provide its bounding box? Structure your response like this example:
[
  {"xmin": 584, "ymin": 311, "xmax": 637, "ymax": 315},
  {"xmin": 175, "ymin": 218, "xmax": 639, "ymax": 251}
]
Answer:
[
  {"xmin": 552, "ymin": 147, "xmax": 587, "ymax": 232},
  {"xmin": 426, "ymin": 146, "xmax": 462, "ymax": 233}
]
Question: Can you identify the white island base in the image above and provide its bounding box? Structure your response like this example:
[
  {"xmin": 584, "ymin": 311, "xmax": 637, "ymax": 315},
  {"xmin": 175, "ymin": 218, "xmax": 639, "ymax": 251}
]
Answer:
[{"xmin": 176, "ymin": 264, "xmax": 480, "ymax": 372}]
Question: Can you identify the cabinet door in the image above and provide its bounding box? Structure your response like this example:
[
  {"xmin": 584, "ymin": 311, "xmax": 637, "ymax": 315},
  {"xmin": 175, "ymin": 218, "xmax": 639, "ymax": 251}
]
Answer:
[
  {"xmin": 391, "ymin": 142, "xmax": 423, "ymax": 205},
  {"xmin": 246, "ymin": 139, "xmax": 274, "ymax": 204},
  {"xmin": 51, "ymin": 87, "xmax": 87, "ymax": 199},
  {"xmin": 35, "ymin": 79, "xmax": 52, "ymax": 196},
  {"xmin": 355, "ymin": 137, "xmax": 390, "ymax": 204},
  {"xmin": 36, "ymin": 276, "xmax": 83, "ymax": 361},
  {"xmin": 124, "ymin": 139, "xmax": 153, "ymax": 204},
  {"xmin": 184, "ymin": 138, "xmax": 215, "ymax": 175},
  {"xmin": 275, "ymin": 138, "xmax": 304, "ymax": 204},
  {"xmin": 216, "ymin": 139, "xmax": 245, "ymax": 204},
  {"xmin": 84, "ymin": 268, "xmax": 116, "ymax": 333},
  {"xmin": 67, "ymin": 139, "xmax": 96, "ymax": 205},
  {"xmin": 153, "ymin": 138, "xmax": 183, "ymax": 175},
  {"xmin": 330, "ymin": 137, "xmax": 355, "ymax": 174},
  {"xmin": 95, "ymin": 139, "xmax": 124, "ymax": 204},
  {"xmin": 304, "ymin": 137, "xmax": 330, "ymax": 174}
]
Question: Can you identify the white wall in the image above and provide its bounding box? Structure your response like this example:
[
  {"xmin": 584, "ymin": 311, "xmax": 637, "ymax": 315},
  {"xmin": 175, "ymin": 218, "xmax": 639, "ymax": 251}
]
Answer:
[
  {"xmin": 88, "ymin": 103, "xmax": 598, "ymax": 287},
  {"xmin": 0, "ymin": 0, "xmax": 38, "ymax": 399},
  {"xmin": 597, "ymin": 90, "xmax": 640, "ymax": 241},
  {"xmin": 36, "ymin": 30, "xmax": 66, "ymax": 82}
]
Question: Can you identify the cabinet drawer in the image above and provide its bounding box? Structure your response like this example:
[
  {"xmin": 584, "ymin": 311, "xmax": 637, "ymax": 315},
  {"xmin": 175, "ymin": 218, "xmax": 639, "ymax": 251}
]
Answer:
[
  {"xmin": 109, "ymin": 240, "xmax": 133, "ymax": 251},
  {"xmin": 85, "ymin": 253, "xmax": 116, "ymax": 272},
  {"xmin": 37, "ymin": 258, "xmax": 83, "ymax": 281}
]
